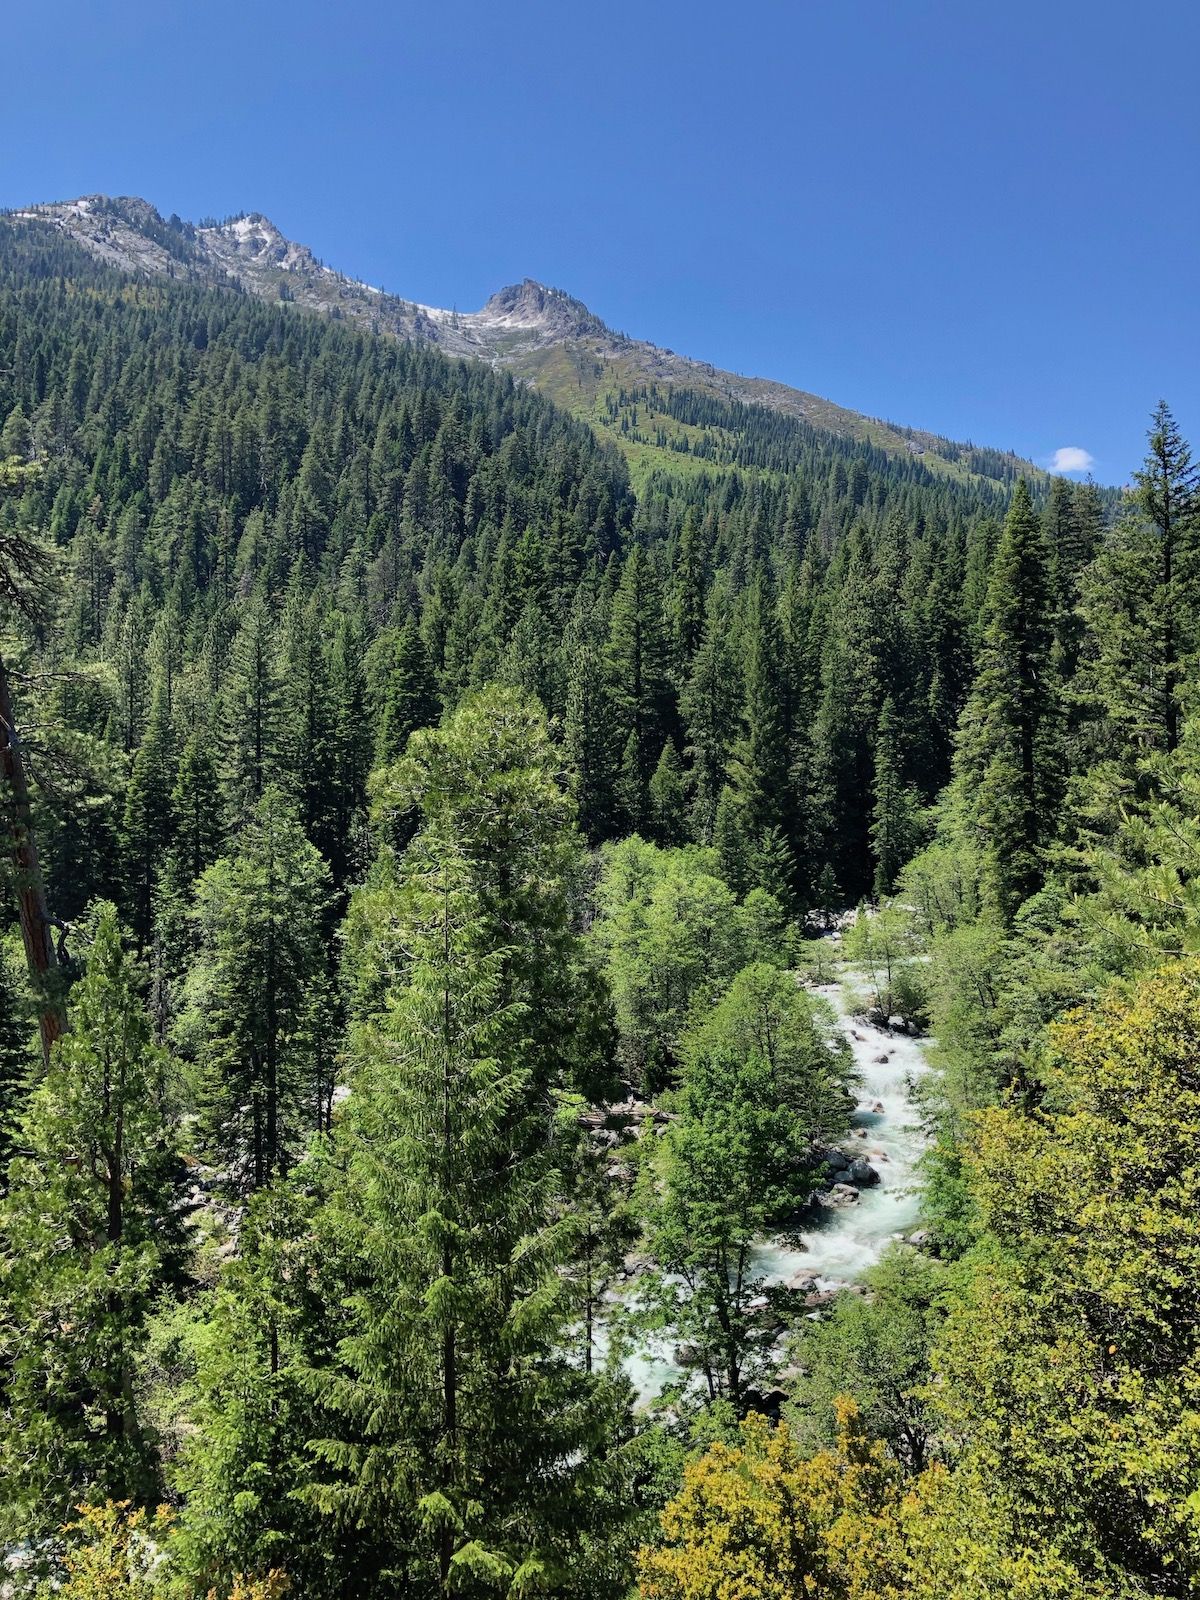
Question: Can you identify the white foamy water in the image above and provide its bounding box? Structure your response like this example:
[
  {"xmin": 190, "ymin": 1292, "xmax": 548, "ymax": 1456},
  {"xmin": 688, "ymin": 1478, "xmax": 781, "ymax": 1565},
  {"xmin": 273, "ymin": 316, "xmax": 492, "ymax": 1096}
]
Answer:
[
  {"xmin": 606, "ymin": 968, "xmax": 933, "ymax": 1401},
  {"xmin": 750, "ymin": 979, "xmax": 931, "ymax": 1291}
]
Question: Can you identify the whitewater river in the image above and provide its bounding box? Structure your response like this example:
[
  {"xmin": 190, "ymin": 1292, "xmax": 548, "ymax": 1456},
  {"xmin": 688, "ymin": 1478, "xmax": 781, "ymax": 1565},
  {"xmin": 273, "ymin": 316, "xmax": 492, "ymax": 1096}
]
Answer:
[{"xmin": 609, "ymin": 969, "xmax": 933, "ymax": 1401}]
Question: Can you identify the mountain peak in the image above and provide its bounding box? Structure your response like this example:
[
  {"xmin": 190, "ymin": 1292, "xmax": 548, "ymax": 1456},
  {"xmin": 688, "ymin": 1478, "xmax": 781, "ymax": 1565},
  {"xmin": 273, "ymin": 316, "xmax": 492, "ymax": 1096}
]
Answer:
[
  {"xmin": 200, "ymin": 211, "xmax": 316, "ymax": 273},
  {"xmin": 4, "ymin": 194, "xmax": 1047, "ymax": 491},
  {"xmin": 478, "ymin": 278, "xmax": 609, "ymax": 340}
]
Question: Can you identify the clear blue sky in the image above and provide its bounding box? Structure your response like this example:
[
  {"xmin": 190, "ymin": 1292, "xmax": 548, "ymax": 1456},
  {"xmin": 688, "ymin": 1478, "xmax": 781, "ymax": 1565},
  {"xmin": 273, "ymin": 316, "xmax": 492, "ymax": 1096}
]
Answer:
[{"xmin": 5, "ymin": 0, "xmax": 1197, "ymax": 482}]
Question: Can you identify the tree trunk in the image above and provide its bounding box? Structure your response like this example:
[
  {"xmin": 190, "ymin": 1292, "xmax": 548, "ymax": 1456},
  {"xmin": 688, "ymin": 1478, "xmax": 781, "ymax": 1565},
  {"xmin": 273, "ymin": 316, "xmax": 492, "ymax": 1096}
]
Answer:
[{"xmin": 0, "ymin": 647, "xmax": 64, "ymax": 1066}]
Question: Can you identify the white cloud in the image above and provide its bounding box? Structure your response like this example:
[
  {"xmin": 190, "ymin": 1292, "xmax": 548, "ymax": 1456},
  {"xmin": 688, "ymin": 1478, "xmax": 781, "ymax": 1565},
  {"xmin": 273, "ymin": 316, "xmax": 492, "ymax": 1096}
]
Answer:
[{"xmin": 1050, "ymin": 446, "xmax": 1095, "ymax": 474}]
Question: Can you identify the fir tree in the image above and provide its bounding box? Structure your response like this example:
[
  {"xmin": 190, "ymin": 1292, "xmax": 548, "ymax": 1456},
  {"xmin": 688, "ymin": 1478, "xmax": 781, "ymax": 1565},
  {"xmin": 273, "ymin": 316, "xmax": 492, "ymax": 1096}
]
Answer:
[
  {"xmin": 954, "ymin": 479, "xmax": 1060, "ymax": 921},
  {"xmin": 714, "ymin": 784, "xmax": 752, "ymax": 899},
  {"xmin": 322, "ymin": 613, "xmax": 371, "ymax": 885},
  {"xmin": 670, "ymin": 508, "xmax": 707, "ymax": 667},
  {"xmin": 222, "ymin": 594, "xmax": 284, "ymax": 822},
  {"xmin": 728, "ymin": 574, "xmax": 792, "ymax": 848},
  {"xmin": 376, "ymin": 687, "xmax": 614, "ymax": 1107},
  {"xmin": 187, "ymin": 788, "xmax": 333, "ymax": 1190},
  {"xmin": 0, "ymin": 905, "xmax": 183, "ymax": 1546},
  {"xmin": 607, "ymin": 546, "xmax": 672, "ymax": 828},
  {"xmin": 121, "ymin": 676, "xmax": 177, "ymax": 948},
  {"xmin": 175, "ymin": 1183, "xmax": 352, "ymax": 1600},
  {"xmin": 871, "ymin": 697, "xmax": 920, "ymax": 898},
  {"xmin": 649, "ymin": 738, "xmax": 687, "ymax": 845},
  {"xmin": 680, "ymin": 601, "xmax": 740, "ymax": 843},
  {"xmin": 0, "ymin": 949, "xmax": 32, "ymax": 1170},
  {"xmin": 1133, "ymin": 402, "xmax": 1199, "ymax": 752},
  {"xmin": 561, "ymin": 617, "xmax": 619, "ymax": 844},
  {"xmin": 308, "ymin": 730, "xmax": 632, "ymax": 1595},
  {"xmin": 374, "ymin": 613, "xmax": 439, "ymax": 768}
]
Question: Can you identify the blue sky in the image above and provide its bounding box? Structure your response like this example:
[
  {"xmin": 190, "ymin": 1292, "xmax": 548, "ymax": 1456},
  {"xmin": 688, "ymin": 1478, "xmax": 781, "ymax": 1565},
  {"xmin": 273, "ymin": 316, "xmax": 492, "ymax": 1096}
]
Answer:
[{"xmin": 4, "ymin": 0, "xmax": 1197, "ymax": 482}]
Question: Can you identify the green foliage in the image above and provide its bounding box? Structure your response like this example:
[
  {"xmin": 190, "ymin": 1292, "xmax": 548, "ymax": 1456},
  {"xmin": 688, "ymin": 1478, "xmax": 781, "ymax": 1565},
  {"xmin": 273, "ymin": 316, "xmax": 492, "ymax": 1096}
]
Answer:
[
  {"xmin": 8, "ymin": 207, "xmax": 1200, "ymax": 1600},
  {"xmin": 842, "ymin": 904, "xmax": 927, "ymax": 1028},
  {"xmin": 308, "ymin": 689, "xmax": 636, "ymax": 1597},
  {"xmin": 371, "ymin": 612, "xmax": 439, "ymax": 767},
  {"xmin": 173, "ymin": 1184, "xmax": 345, "ymax": 1600},
  {"xmin": 925, "ymin": 960, "xmax": 1200, "ymax": 1592},
  {"xmin": 0, "ymin": 905, "xmax": 183, "ymax": 1546},
  {"xmin": 591, "ymin": 837, "xmax": 782, "ymax": 1087},
  {"xmin": 0, "ymin": 941, "xmax": 35, "ymax": 1166},
  {"xmin": 953, "ymin": 479, "xmax": 1061, "ymax": 921},
  {"xmin": 787, "ymin": 1245, "xmax": 944, "ymax": 1472},
  {"xmin": 636, "ymin": 964, "xmax": 852, "ymax": 1406},
  {"xmin": 181, "ymin": 788, "xmax": 333, "ymax": 1190}
]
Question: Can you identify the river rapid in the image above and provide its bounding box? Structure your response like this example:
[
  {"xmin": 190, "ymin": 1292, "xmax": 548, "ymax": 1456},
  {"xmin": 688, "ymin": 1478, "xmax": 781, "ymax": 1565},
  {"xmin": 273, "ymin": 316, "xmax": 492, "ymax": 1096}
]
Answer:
[{"xmin": 613, "ymin": 965, "xmax": 933, "ymax": 1401}]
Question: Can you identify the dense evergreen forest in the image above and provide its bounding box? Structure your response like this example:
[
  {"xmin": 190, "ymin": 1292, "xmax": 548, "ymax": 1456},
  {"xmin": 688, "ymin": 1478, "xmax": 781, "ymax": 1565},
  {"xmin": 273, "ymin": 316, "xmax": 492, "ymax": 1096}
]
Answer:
[{"xmin": 2, "ymin": 213, "xmax": 1199, "ymax": 1598}]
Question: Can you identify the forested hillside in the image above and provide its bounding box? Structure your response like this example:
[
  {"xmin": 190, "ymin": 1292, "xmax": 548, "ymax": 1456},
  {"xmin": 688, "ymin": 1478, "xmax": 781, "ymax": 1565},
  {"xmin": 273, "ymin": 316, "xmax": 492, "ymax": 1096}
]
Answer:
[
  {"xmin": 14, "ymin": 195, "xmax": 1051, "ymax": 495},
  {"xmin": 1, "ymin": 211, "xmax": 1199, "ymax": 1599}
]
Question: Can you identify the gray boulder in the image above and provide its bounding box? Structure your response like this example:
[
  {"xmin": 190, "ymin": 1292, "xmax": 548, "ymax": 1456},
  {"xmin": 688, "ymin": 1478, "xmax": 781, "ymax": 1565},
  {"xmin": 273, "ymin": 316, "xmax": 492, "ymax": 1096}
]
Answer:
[{"xmin": 847, "ymin": 1157, "xmax": 881, "ymax": 1188}]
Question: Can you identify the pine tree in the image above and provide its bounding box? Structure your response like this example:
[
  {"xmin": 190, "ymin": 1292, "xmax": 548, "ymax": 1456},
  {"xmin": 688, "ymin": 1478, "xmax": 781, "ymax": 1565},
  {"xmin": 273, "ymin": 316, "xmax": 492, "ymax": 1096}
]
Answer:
[
  {"xmin": 308, "ymin": 715, "xmax": 632, "ymax": 1594},
  {"xmin": 714, "ymin": 784, "xmax": 751, "ymax": 899},
  {"xmin": 680, "ymin": 601, "xmax": 740, "ymax": 843},
  {"xmin": 0, "ymin": 459, "xmax": 66, "ymax": 1067},
  {"xmin": 811, "ymin": 539, "xmax": 894, "ymax": 901},
  {"xmin": 561, "ymin": 615, "xmax": 619, "ymax": 844},
  {"xmin": 639, "ymin": 964, "xmax": 851, "ymax": 1404},
  {"xmin": 374, "ymin": 613, "xmax": 439, "ymax": 768},
  {"xmin": 279, "ymin": 579, "xmax": 336, "ymax": 848},
  {"xmin": 176, "ymin": 1184, "xmax": 352, "ymax": 1600},
  {"xmin": 377, "ymin": 687, "xmax": 614, "ymax": 1106},
  {"xmin": 728, "ymin": 574, "xmax": 794, "ymax": 885},
  {"xmin": 649, "ymin": 737, "xmax": 687, "ymax": 845},
  {"xmin": 222, "ymin": 594, "xmax": 284, "ymax": 822},
  {"xmin": 0, "ymin": 404, "xmax": 33, "ymax": 462},
  {"xmin": 607, "ymin": 546, "xmax": 672, "ymax": 828},
  {"xmin": 322, "ymin": 613, "xmax": 371, "ymax": 884},
  {"xmin": 166, "ymin": 731, "xmax": 224, "ymax": 890},
  {"xmin": 871, "ymin": 697, "xmax": 920, "ymax": 898},
  {"xmin": 955, "ymin": 480, "xmax": 1060, "ymax": 921},
  {"xmin": 121, "ymin": 676, "xmax": 177, "ymax": 948},
  {"xmin": 0, "ymin": 949, "xmax": 32, "ymax": 1170},
  {"xmin": 0, "ymin": 905, "xmax": 183, "ymax": 1546},
  {"xmin": 1134, "ymin": 402, "xmax": 1199, "ymax": 752},
  {"xmin": 670, "ymin": 508, "xmax": 707, "ymax": 667},
  {"xmin": 188, "ymin": 788, "xmax": 333, "ymax": 1191}
]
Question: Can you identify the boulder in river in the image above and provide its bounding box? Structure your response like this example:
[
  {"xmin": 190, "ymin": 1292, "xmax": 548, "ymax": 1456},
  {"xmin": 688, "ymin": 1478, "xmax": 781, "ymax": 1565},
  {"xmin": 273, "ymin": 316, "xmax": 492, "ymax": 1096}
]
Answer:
[
  {"xmin": 824, "ymin": 1148, "xmax": 850, "ymax": 1172},
  {"xmin": 873, "ymin": 1053, "xmax": 889, "ymax": 1064},
  {"xmin": 847, "ymin": 1157, "xmax": 881, "ymax": 1188},
  {"xmin": 825, "ymin": 1182, "xmax": 860, "ymax": 1207}
]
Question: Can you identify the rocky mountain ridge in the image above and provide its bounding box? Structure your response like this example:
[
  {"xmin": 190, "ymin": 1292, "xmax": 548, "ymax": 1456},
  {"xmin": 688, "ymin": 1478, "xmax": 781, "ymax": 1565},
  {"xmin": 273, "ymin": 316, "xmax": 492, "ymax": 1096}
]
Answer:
[{"xmin": 7, "ymin": 195, "xmax": 1042, "ymax": 488}]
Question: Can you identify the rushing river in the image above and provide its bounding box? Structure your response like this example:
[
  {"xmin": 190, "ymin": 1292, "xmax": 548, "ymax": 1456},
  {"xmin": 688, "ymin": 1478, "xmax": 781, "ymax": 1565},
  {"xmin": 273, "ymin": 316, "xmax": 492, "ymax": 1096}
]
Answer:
[{"xmin": 609, "ymin": 966, "xmax": 933, "ymax": 1401}]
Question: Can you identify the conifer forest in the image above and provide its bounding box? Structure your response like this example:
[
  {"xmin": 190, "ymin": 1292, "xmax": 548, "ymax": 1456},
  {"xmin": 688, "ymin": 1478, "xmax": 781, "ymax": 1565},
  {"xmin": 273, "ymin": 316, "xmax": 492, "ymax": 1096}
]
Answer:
[{"xmin": 2, "ymin": 207, "xmax": 1200, "ymax": 1600}]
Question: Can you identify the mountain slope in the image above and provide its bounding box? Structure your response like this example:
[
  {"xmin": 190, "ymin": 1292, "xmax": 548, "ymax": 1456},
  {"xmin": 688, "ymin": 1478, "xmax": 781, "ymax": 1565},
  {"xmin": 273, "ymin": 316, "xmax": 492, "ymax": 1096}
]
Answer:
[{"xmin": 8, "ymin": 195, "xmax": 1043, "ymax": 492}]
